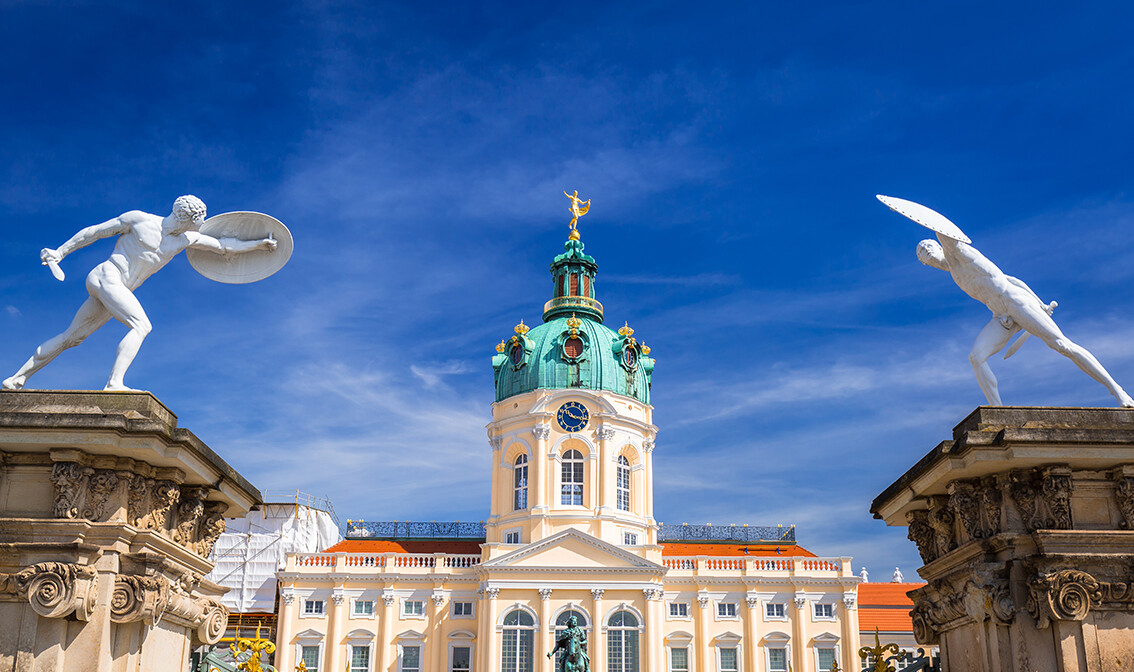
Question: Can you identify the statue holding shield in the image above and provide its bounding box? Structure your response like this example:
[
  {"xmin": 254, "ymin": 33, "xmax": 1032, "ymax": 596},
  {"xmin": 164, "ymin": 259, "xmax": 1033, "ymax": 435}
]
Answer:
[{"xmin": 2, "ymin": 195, "xmax": 291, "ymax": 392}]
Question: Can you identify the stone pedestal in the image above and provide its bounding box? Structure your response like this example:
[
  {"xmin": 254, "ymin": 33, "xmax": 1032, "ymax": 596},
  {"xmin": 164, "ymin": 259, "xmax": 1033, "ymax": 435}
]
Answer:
[
  {"xmin": 872, "ymin": 406, "xmax": 1134, "ymax": 672},
  {"xmin": 0, "ymin": 391, "xmax": 261, "ymax": 672}
]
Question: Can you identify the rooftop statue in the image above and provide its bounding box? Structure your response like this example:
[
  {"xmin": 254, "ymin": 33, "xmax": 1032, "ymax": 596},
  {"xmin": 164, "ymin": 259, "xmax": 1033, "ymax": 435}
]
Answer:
[
  {"xmin": 563, "ymin": 190, "xmax": 590, "ymax": 238},
  {"xmin": 547, "ymin": 614, "xmax": 589, "ymax": 672},
  {"xmin": 2, "ymin": 195, "xmax": 291, "ymax": 392},
  {"xmin": 879, "ymin": 195, "xmax": 1134, "ymax": 408}
]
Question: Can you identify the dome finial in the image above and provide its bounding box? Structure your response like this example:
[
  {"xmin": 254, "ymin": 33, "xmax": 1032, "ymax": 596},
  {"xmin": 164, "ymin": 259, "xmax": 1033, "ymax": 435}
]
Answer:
[
  {"xmin": 564, "ymin": 190, "xmax": 591, "ymax": 239},
  {"xmin": 514, "ymin": 319, "xmax": 530, "ymax": 335}
]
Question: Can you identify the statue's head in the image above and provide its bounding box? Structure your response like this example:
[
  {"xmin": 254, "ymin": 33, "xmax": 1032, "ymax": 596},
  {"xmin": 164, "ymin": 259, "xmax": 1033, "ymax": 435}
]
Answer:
[
  {"xmin": 916, "ymin": 238, "xmax": 949, "ymax": 271},
  {"xmin": 171, "ymin": 195, "xmax": 207, "ymax": 233},
  {"xmin": 567, "ymin": 615, "xmax": 578, "ymax": 627}
]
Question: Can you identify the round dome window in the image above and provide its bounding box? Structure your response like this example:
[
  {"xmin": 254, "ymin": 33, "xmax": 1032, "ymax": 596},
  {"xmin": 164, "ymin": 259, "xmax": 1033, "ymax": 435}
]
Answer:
[
  {"xmin": 622, "ymin": 346, "xmax": 637, "ymax": 368},
  {"xmin": 510, "ymin": 343, "xmax": 525, "ymax": 366},
  {"xmin": 563, "ymin": 337, "xmax": 584, "ymax": 358}
]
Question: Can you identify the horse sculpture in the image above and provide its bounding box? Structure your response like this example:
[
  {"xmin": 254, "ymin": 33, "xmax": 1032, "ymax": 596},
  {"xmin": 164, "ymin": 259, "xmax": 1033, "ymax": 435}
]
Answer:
[{"xmin": 547, "ymin": 615, "xmax": 590, "ymax": 672}]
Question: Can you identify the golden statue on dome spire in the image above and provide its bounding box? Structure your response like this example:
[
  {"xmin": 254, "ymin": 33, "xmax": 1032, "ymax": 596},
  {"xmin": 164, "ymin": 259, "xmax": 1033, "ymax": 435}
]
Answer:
[{"xmin": 564, "ymin": 190, "xmax": 591, "ymax": 240}]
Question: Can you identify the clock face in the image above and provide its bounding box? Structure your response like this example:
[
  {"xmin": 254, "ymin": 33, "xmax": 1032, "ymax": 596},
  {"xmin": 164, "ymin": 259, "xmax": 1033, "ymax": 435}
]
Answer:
[{"xmin": 556, "ymin": 401, "xmax": 589, "ymax": 433}]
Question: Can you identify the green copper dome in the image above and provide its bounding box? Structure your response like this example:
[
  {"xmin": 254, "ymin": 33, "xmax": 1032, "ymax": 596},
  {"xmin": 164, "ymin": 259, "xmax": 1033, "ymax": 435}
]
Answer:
[{"xmin": 492, "ymin": 237, "xmax": 654, "ymax": 404}]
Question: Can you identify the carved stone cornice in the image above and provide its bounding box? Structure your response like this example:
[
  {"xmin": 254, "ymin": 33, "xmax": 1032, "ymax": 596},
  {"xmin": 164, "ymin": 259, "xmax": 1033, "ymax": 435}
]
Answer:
[
  {"xmin": 538, "ymin": 588, "xmax": 553, "ymax": 600},
  {"xmin": 590, "ymin": 588, "xmax": 605, "ymax": 600},
  {"xmin": 642, "ymin": 587, "xmax": 663, "ymax": 601},
  {"xmin": 947, "ymin": 476, "xmax": 1002, "ymax": 541},
  {"xmin": 1113, "ymin": 469, "xmax": 1134, "ymax": 529},
  {"xmin": 0, "ymin": 562, "xmax": 98, "ymax": 621},
  {"xmin": 1024, "ymin": 568, "xmax": 1134, "ymax": 630},
  {"xmin": 1009, "ymin": 467, "xmax": 1072, "ymax": 532},
  {"xmin": 111, "ymin": 574, "xmax": 168, "ymax": 625},
  {"xmin": 597, "ymin": 427, "xmax": 616, "ymax": 441},
  {"xmin": 909, "ymin": 569, "xmax": 1014, "ymax": 644},
  {"xmin": 532, "ymin": 426, "xmax": 551, "ymax": 441},
  {"xmin": 643, "ymin": 440, "xmax": 654, "ymax": 454}
]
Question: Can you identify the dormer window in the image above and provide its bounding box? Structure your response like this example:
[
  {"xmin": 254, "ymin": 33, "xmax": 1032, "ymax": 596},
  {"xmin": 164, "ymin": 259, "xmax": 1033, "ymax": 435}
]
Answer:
[
  {"xmin": 510, "ymin": 343, "xmax": 524, "ymax": 366},
  {"xmin": 564, "ymin": 337, "xmax": 584, "ymax": 358}
]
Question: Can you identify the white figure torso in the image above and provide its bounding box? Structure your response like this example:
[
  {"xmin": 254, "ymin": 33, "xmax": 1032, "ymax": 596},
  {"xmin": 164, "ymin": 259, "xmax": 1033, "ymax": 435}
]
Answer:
[{"xmin": 100, "ymin": 211, "xmax": 193, "ymax": 289}]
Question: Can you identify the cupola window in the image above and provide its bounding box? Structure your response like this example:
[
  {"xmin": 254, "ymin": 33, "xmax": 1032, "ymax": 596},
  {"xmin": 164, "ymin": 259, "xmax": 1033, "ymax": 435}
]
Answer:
[
  {"xmin": 510, "ymin": 343, "xmax": 524, "ymax": 366},
  {"xmin": 561, "ymin": 449, "xmax": 584, "ymax": 505},
  {"xmin": 564, "ymin": 337, "xmax": 584, "ymax": 358},
  {"xmin": 616, "ymin": 455, "xmax": 631, "ymax": 512},
  {"xmin": 513, "ymin": 454, "xmax": 528, "ymax": 510}
]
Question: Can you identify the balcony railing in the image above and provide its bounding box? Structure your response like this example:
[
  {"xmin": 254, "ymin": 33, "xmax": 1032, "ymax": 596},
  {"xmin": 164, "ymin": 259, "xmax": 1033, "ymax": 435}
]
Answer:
[
  {"xmin": 661, "ymin": 556, "xmax": 849, "ymax": 576},
  {"xmin": 657, "ymin": 523, "xmax": 796, "ymax": 543},
  {"xmin": 289, "ymin": 552, "xmax": 482, "ymax": 573}
]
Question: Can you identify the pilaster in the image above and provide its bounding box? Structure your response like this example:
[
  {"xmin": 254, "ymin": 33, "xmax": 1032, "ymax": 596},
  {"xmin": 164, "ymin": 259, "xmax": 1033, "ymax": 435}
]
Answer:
[{"xmin": 591, "ymin": 588, "xmax": 606, "ymax": 669}]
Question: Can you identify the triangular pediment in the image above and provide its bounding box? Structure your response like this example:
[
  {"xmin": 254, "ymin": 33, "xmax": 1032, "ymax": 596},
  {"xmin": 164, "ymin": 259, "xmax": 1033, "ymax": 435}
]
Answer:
[{"xmin": 482, "ymin": 529, "xmax": 664, "ymax": 572}]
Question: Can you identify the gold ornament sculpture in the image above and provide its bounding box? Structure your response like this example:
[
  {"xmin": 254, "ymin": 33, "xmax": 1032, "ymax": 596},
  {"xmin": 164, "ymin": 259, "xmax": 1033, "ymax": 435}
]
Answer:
[
  {"xmin": 564, "ymin": 190, "xmax": 591, "ymax": 239},
  {"xmin": 229, "ymin": 624, "xmax": 276, "ymax": 672}
]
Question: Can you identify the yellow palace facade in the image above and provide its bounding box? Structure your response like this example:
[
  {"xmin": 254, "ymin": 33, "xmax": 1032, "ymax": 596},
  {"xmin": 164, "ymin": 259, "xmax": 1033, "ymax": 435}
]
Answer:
[{"xmin": 274, "ymin": 220, "xmax": 861, "ymax": 672}]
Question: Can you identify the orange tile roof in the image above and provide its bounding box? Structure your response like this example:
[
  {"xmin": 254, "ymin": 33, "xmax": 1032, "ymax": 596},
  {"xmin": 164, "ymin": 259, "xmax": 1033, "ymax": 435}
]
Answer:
[
  {"xmin": 858, "ymin": 582, "xmax": 923, "ymax": 607},
  {"xmin": 859, "ymin": 607, "xmax": 914, "ymax": 633},
  {"xmin": 323, "ymin": 539, "xmax": 484, "ymax": 554},
  {"xmin": 660, "ymin": 543, "xmax": 816, "ymax": 557}
]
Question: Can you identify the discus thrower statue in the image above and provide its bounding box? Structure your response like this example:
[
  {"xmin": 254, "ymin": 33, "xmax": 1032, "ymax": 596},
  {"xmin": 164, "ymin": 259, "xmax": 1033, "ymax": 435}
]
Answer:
[{"xmin": 3, "ymin": 195, "xmax": 292, "ymax": 392}]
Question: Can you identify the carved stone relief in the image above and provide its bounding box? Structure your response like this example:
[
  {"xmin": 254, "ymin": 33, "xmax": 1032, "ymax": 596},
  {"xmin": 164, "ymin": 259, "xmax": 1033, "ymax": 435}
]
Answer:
[
  {"xmin": 1009, "ymin": 467, "xmax": 1072, "ymax": 532},
  {"xmin": 0, "ymin": 562, "xmax": 98, "ymax": 621},
  {"xmin": 1113, "ymin": 470, "xmax": 1134, "ymax": 529}
]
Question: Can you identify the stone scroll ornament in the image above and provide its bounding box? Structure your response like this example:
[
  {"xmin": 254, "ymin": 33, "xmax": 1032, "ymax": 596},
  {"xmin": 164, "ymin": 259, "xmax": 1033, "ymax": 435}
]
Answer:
[
  {"xmin": 0, "ymin": 562, "xmax": 98, "ymax": 620},
  {"xmin": 2, "ymin": 196, "xmax": 291, "ymax": 392},
  {"xmin": 109, "ymin": 573, "xmax": 229, "ymax": 644},
  {"xmin": 878, "ymin": 195, "xmax": 1134, "ymax": 408}
]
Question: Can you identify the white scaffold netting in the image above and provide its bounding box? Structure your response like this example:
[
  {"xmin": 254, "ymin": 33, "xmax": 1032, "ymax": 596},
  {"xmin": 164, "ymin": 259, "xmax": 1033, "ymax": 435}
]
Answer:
[{"xmin": 206, "ymin": 503, "xmax": 341, "ymax": 613}]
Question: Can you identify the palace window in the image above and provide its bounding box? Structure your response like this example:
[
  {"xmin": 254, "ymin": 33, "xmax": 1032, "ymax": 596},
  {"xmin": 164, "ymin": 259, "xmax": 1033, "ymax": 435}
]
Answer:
[
  {"xmin": 353, "ymin": 600, "xmax": 374, "ymax": 616},
  {"xmin": 765, "ymin": 602, "xmax": 786, "ymax": 620},
  {"xmin": 719, "ymin": 647, "xmax": 738, "ymax": 672},
  {"xmin": 561, "ymin": 450, "xmax": 584, "ymax": 505},
  {"xmin": 717, "ymin": 602, "xmax": 737, "ymax": 619},
  {"xmin": 400, "ymin": 646, "xmax": 420, "ymax": 672},
  {"xmin": 501, "ymin": 610, "xmax": 535, "ymax": 672},
  {"xmin": 767, "ymin": 647, "xmax": 788, "ymax": 672},
  {"xmin": 817, "ymin": 647, "xmax": 837, "ymax": 672},
  {"xmin": 669, "ymin": 602, "xmax": 688, "ymax": 618},
  {"xmin": 452, "ymin": 601, "xmax": 474, "ymax": 618},
  {"xmin": 670, "ymin": 647, "xmax": 689, "ymax": 672},
  {"xmin": 403, "ymin": 600, "xmax": 424, "ymax": 617},
  {"xmin": 451, "ymin": 646, "xmax": 471, "ymax": 672},
  {"xmin": 616, "ymin": 456, "xmax": 631, "ymax": 511},
  {"xmin": 623, "ymin": 531, "xmax": 638, "ymax": 546},
  {"xmin": 813, "ymin": 603, "xmax": 835, "ymax": 620},
  {"xmin": 304, "ymin": 599, "xmax": 325, "ymax": 616},
  {"xmin": 300, "ymin": 645, "xmax": 320, "ymax": 672},
  {"xmin": 504, "ymin": 529, "xmax": 522, "ymax": 545},
  {"xmin": 513, "ymin": 454, "xmax": 528, "ymax": 510},
  {"xmin": 350, "ymin": 646, "xmax": 370, "ymax": 672},
  {"xmin": 607, "ymin": 610, "xmax": 640, "ymax": 672}
]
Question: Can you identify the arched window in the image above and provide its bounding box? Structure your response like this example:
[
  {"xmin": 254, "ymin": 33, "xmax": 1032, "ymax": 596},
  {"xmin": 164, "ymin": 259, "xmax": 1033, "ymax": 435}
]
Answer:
[
  {"xmin": 607, "ymin": 610, "xmax": 639, "ymax": 672},
  {"xmin": 561, "ymin": 450, "xmax": 584, "ymax": 505},
  {"xmin": 554, "ymin": 610, "xmax": 590, "ymax": 666},
  {"xmin": 616, "ymin": 455, "xmax": 631, "ymax": 511},
  {"xmin": 513, "ymin": 454, "xmax": 528, "ymax": 510},
  {"xmin": 501, "ymin": 610, "xmax": 535, "ymax": 672}
]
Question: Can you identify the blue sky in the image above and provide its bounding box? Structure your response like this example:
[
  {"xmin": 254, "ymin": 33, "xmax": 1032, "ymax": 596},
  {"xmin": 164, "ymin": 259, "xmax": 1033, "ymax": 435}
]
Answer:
[{"xmin": 4, "ymin": 1, "xmax": 1134, "ymax": 578}]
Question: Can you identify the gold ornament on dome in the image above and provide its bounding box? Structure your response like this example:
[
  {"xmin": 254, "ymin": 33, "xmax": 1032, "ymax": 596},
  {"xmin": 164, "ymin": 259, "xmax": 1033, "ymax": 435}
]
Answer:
[
  {"xmin": 641, "ymin": 342, "xmax": 651, "ymax": 356},
  {"xmin": 564, "ymin": 190, "xmax": 591, "ymax": 240},
  {"xmin": 618, "ymin": 322, "xmax": 635, "ymax": 338},
  {"xmin": 496, "ymin": 340, "xmax": 507, "ymax": 353},
  {"xmin": 514, "ymin": 319, "xmax": 530, "ymax": 336},
  {"xmin": 566, "ymin": 313, "xmax": 582, "ymax": 337}
]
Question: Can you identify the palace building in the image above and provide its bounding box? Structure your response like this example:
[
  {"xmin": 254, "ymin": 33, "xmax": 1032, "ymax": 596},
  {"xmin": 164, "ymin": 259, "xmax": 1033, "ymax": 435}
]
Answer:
[{"xmin": 274, "ymin": 222, "xmax": 861, "ymax": 672}]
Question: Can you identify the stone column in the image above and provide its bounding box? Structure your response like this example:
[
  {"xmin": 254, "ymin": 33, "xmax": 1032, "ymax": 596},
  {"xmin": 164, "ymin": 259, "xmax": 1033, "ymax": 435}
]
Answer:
[
  {"xmin": 744, "ymin": 594, "xmax": 760, "ymax": 672},
  {"xmin": 326, "ymin": 586, "xmax": 347, "ymax": 672},
  {"xmin": 378, "ymin": 593, "xmax": 395, "ymax": 672},
  {"xmin": 484, "ymin": 588, "xmax": 500, "ymax": 672},
  {"xmin": 590, "ymin": 589, "xmax": 605, "ymax": 669},
  {"xmin": 538, "ymin": 588, "xmax": 553, "ymax": 663},
  {"xmin": 791, "ymin": 595, "xmax": 807, "ymax": 672},
  {"xmin": 532, "ymin": 426, "xmax": 549, "ymax": 510},
  {"xmin": 275, "ymin": 589, "xmax": 296, "ymax": 672},
  {"xmin": 695, "ymin": 592, "xmax": 710, "ymax": 672},
  {"xmin": 643, "ymin": 440, "xmax": 656, "ymax": 524},
  {"xmin": 644, "ymin": 588, "xmax": 664, "ymax": 672},
  {"xmin": 840, "ymin": 594, "xmax": 858, "ymax": 672},
  {"xmin": 429, "ymin": 592, "xmax": 445, "ymax": 670},
  {"xmin": 597, "ymin": 427, "xmax": 616, "ymax": 513}
]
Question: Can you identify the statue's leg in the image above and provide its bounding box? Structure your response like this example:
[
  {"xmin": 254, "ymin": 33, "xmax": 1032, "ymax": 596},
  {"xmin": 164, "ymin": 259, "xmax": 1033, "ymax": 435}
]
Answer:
[
  {"xmin": 2, "ymin": 297, "xmax": 111, "ymax": 390},
  {"xmin": 90, "ymin": 274, "xmax": 152, "ymax": 392},
  {"xmin": 969, "ymin": 318, "xmax": 1013, "ymax": 405}
]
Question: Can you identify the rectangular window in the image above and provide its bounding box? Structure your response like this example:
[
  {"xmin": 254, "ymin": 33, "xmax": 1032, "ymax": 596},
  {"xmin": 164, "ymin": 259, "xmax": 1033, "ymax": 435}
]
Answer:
[
  {"xmin": 304, "ymin": 599, "xmax": 325, "ymax": 616},
  {"xmin": 504, "ymin": 530, "xmax": 521, "ymax": 544},
  {"xmin": 765, "ymin": 602, "xmax": 786, "ymax": 619},
  {"xmin": 301, "ymin": 645, "xmax": 320, "ymax": 672},
  {"xmin": 353, "ymin": 600, "xmax": 374, "ymax": 616},
  {"xmin": 767, "ymin": 647, "xmax": 788, "ymax": 672},
  {"xmin": 720, "ymin": 647, "xmax": 738, "ymax": 672},
  {"xmin": 669, "ymin": 602, "xmax": 688, "ymax": 618},
  {"xmin": 350, "ymin": 646, "xmax": 370, "ymax": 672},
  {"xmin": 817, "ymin": 648, "xmax": 836, "ymax": 672},
  {"xmin": 401, "ymin": 646, "xmax": 420, "ymax": 672},
  {"xmin": 403, "ymin": 600, "xmax": 424, "ymax": 617},
  {"xmin": 561, "ymin": 456, "xmax": 584, "ymax": 505},
  {"xmin": 452, "ymin": 601, "xmax": 474, "ymax": 618},
  {"xmin": 623, "ymin": 532, "xmax": 638, "ymax": 545},
  {"xmin": 814, "ymin": 603, "xmax": 834, "ymax": 619},
  {"xmin": 717, "ymin": 602, "xmax": 737, "ymax": 618},
  {"xmin": 670, "ymin": 647, "xmax": 689, "ymax": 672},
  {"xmin": 451, "ymin": 646, "xmax": 471, "ymax": 672}
]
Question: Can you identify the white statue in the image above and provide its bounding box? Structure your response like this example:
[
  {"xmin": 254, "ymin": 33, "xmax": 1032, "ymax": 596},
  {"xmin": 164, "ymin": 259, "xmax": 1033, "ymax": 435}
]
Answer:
[
  {"xmin": 879, "ymin": 195, "xmax": 1134, "ymax": 408},
  {"xmin": 2, "ymin": 196, "xmax": 283, "ymax": 392},
  {"xmin": 891, "ymin": 567, "xmax": 904, "ymax": 583},
  {"xmin": 859, "ymin": 566, "xmax": 869, "ymax": 582}
]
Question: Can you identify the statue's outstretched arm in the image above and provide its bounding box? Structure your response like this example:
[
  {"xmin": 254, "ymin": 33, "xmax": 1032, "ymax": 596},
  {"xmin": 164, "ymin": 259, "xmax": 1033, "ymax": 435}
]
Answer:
[
  {"xmin": 186, "ymin": 232, "xmax": 277, "ymax": 255},
  {"xmin": 48, "ymin": 216, "xmax": 132, "ymax": 261}
]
